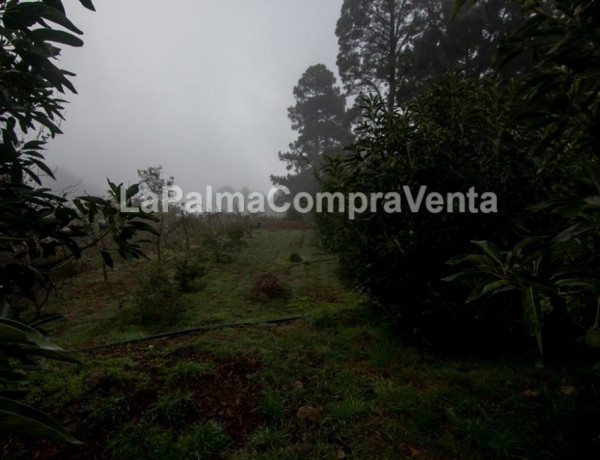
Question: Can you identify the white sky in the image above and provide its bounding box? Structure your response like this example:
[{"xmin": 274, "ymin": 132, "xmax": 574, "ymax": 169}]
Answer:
[{"xmin": 48, "ymin": 0, "xmax": 344, "ymax": 196}]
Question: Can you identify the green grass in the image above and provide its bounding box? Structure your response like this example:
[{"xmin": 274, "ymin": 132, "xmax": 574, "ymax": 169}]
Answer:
[
  {"xmin": 46, "ymin": 227, "xmax": 349, "ymax": 348},
  {"xmin": 165, "ymin": 361, "xmax": 213, "ymax": 386},
  {"xmin": 4, "ymin": 226, "xmax": 599, "ymax": 459}
]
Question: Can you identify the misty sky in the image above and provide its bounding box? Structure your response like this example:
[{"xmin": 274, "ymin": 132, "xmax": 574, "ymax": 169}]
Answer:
[{"xmin": 47, "ymin": 0, "xmax": 344, "ymax": 197}]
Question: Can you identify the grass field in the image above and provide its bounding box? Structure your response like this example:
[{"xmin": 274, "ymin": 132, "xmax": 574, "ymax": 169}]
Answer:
[{"xmin": 2, "ymin": 224, "xmax": 599, "ymax": 459}]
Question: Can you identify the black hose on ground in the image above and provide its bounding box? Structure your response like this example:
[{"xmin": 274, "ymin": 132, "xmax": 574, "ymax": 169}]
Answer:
[{"xmin": 71, "ymin": 315, "xmax": 310, "ymax": 353}]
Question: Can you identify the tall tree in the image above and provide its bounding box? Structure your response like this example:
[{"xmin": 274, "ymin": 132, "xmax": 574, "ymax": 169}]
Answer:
[
  {"xmin": 336, "ymin": 0, "xmax": 424, "ymax": 110},
  {"xmin": 408, "ymin": 0, "xmax": 524, "ymax": 90},
  {"xmin": 336, "ymin": 0, "xmax": 524, "ymax": 106},
  {"xmin": 271, "ymin": 64, "xmax": 349, "ymax": 198}
]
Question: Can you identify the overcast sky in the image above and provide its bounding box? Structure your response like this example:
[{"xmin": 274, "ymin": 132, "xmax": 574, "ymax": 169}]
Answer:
[{"xmin": 48, "ymin": 0, "xmax": 344, "ymax": 196}]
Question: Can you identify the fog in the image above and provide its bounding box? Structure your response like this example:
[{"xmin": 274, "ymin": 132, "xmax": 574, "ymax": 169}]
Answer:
[{"xmin": 46, "ymin": 0, "xmax": 343, "ymax": 197}]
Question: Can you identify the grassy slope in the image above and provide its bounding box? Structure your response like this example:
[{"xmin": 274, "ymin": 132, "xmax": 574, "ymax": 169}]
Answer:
[
  {"xmin": 47, "ymin": 226, "xmax": 349, "ymax": 347},
  {"xmin": 2, "ymin": 226, "xmax": 599, "ymax": 459}
]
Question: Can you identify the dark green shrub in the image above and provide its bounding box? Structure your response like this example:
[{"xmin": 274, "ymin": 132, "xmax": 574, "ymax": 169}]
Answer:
[
  {"xmin": 198, "ymin": 219, "xmax": 245, "ymax": 263},
  {"xmin": 318, "ymin": 73, "xmax": 578, "ymax": 351},
  {"xmin": 0, "ymin": 0, "xmax": 155, "ymax": 445},
  {"xmin": 130, "ymin": 267, "xmax": 185, "ymax": 325},
  {"xmin": 224, "ymin": 220, "xmax": 246, "ymax": 241},
  {"xmin": 173, "ymin": 258, "xmax": 205, "ymax": 291},
  {"xmin": 442, "ymin": 0, "xmax": 600, "ymax": 357}
]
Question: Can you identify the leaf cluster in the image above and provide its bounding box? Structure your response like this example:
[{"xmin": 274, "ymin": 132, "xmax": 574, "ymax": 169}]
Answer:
[{"xmin": 0, "ymin": 0, "xmax": 158, "ymax": 444}]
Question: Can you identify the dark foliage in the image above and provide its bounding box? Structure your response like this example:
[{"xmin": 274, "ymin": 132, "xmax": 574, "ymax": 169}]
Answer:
[{"xmin": 1, "ymin": 0, "xmax": 155, "ymax": 442}]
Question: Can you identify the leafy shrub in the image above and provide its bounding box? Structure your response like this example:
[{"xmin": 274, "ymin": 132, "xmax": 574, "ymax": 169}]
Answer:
[
  {"xmin": 224, "ymin": 221, "xmax": 247, "ymax": 241},
  {"xmin": 198, "ymin": 219, "xmax": 246, "ymax": 263},
  {"xmin": 443, "ymin": 0, "xmax": 600, "ymax": 357},
  {"xmin": 130, "ymin": 267, "xmax": 185, "ymax": 324},
  {"xmin": 173, "ymin": 258, "xmax": 205, "ymax": 291},
  {"xmin": 1, "ymin": 0, "xmax": 157, "ymax": 442},
  {"xmin": 319, "ymin": 0, "xmax": 600, "ymax": 356},
  {"xmin": 447, "ymin": 166, "xmax": 600, "ymax": 356},
  {"xmin": 318, "ymin": 76, "xmax": 561, "ymax": 349},
  {"xmin": 0, "ymin": 319, "xmax": 82, "ymax": 443}
]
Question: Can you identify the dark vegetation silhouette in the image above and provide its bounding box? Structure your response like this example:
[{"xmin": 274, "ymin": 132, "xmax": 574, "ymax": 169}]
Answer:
[
  {"xmin": 270, "ymin": 64, "xmax": 351, "ymax": 219},
  {"xmin": 276, "ymin": 0, "xmax": 600, "ymax": 358},
  {"xmin": 0, "ymin": 0, "xmax": 155, "ymax": 442}
]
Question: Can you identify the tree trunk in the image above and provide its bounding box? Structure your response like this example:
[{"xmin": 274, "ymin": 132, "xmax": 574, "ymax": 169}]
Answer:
[
  {"xmin": 156, "ymin": 214, "xmax": 164, "ymax": 266},
  {"xmin": 182, "ymin": 213, "xmax": 190, "ymax": 251},
  {"xmin": 387, "ymin": 0, "xmax": 398, "ymax": 111}
]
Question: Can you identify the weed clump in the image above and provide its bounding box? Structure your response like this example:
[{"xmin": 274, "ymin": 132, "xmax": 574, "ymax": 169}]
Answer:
[
  {"xmin": 176, "ymin": 421, "xmax": 231, "ymax": 458},
  {"xmin": 149, "ymin": 392, "xmax": 197, "ymax": 428},
  {"xmin": 250, "ymin": 425, "xmax": 288, "ymax": 450},
  {"xmin": 165, "ymin": 361, "xmax": 212, "ymax": 386},
  {"xmin": 109, "ymin": 423, "xmax": 175, "ymax": 459},
  {"xmin": 251, "ymin": 272, "xmax": 289, "ymax": 300}
]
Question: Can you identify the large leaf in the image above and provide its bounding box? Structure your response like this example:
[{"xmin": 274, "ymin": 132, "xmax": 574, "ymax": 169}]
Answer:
[
  {"xmin": 466, "ymin": 278, "xmax": 513, "ymax": 303},
  {"xmin": 555, "ymin": 278, "xmax": 600, "ymax": 294},
  {"xmin": 0, "ymin": 319, "xmax": 81, "ymax": 364},
  {"xmin": 78, "ymin": 0, "xmax": 95, "ymax": 11},
  {"xmin": 100, "ymin": 250, "xmax": 114, "ymax": 268},
  {"xmin": 3, "ymin": 2, "xmax": 83, "ymax": 34},
  {"xmin": 32, "ymin": 28, "xmax": 84, "ymax": 47},
  {"xmin": 0, "ymin": 397, "xmax": 81, "ymax": 444},
  {"xmin": 42, "ymin": 0, "xmax": 65, "ymax": 14},
  {"xmin": 445, "ymin": 253, "xmax": 494, "ymax": 267},
  {"xmin": 522, "ymin": 287, "xmax": 543, "ymax": 355},
  {"xmin": 471, "ymin": 240, "xmax": 505, "ymax": 269}
]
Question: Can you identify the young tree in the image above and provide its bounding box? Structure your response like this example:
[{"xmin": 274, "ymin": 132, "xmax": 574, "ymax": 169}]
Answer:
[
  {"xmin": 137, "ymin": 165, "xmax": 174, "ymax": 265},
  {"xmin": 271, "ymin": 64, "xmax": 349, "ymax": 202}
]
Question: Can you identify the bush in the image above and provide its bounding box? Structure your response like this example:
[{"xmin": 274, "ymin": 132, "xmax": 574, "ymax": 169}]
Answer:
[
  {"xmin": 198, "ymin": 218, "xmax": 246, "ymax": 263},
  {"xmin": 130, "ymin": 267, "xmax": 185, "ymax": 325},
  {"xmin": 442, "ymin": 0, "xmax": 600, "ymax": 357},
  {"xmin": 318, "ymin": 74, "xmax": 578, "ymax": 351},
  {"xmin": 173, "ymin": 258, "xmax": 205, "ymax": 291}
]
